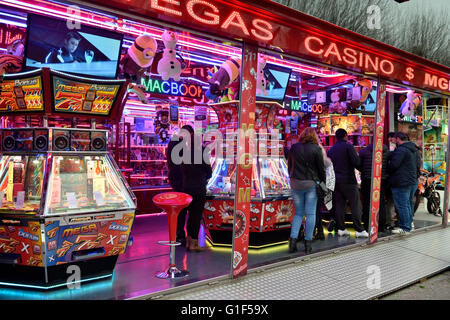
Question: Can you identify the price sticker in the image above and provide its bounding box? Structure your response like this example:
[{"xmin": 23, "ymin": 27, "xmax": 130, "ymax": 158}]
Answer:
[
  {"xmin": 66, "ymin": 192, "xmax": 78, "ymax": 209},
  {"xmin": 16, "ymin": 191, "xmax": 25, "ymax": 209},
  {"xmin": 93, "ymin": 191, "xmax": 105, "ymax": 206}
]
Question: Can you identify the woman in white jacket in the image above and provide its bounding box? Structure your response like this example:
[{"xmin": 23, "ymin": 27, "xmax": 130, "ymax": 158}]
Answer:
[{"xmin": 314, "ymin": 143, "xmax": 335, "ymax": 239}]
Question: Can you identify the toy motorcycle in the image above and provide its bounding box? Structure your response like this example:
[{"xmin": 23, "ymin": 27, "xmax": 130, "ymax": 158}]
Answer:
[{"xmin": 413, "ymin": 169, "xmax": 442, "ymax": 216}]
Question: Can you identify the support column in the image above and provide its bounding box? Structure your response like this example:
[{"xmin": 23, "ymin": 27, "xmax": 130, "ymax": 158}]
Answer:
[
  {"xmin": 231, "ymin": 43, "xmax": 257, "ymax": 278},
  {"xmin": 369, "ymin": 80, "xmax": 387, "ymax": 244}
]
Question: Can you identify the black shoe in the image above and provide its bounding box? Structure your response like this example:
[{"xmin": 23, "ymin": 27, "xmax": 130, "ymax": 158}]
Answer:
[
  {"xmin": 176, "ymin": 237, "xmax": 187, "ymax": 246},
  {"xmin": 304, "ymin": 240, "xmax": 312, "ymax": 254},
  {"xmin": 289, "ymin": 238, "xmax": 298, "ymax": 253},
  {"xmin": 314, "ymin": 230, "xmax": 325, "ymax": 240},
  {"xmin": 327, "ymin": 220, "xmax": 336, "ymax": 232}
]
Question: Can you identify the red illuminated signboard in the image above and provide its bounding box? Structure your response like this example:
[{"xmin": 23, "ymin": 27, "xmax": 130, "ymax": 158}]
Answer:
[
  {"xmin": 92, "ymin": 0, "xmax": 449, "ymax": 94},
  {"xmin": 52, "ymin": 76, "xmax": 121, "ymax": 116},
  {"xmin": 0, "ymin": 22, "xmax": 25, "ymax": 51},
  {"xmin": 369, "ymin": 82, "xmax": 386, "ymax": 244},
  {"xmin": 0, "ymin": 74, "xmax": 44, "ymax": 113},
  {"xmin": 141, "ymin": 78, "xmax": 203, "ymax": 99},
  {"xmin": 232, "ymin": 43, "xmax": 257, "ymax": 278}
]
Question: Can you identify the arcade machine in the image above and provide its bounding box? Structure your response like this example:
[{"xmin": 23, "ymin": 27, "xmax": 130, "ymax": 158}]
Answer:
[
  {"xmin": 204, "ymin": 101, "xmax": 293, "ymax": 247},
  {"xmin": 0, "ymin": 68, "xmax": 136, "ymax": 288}
]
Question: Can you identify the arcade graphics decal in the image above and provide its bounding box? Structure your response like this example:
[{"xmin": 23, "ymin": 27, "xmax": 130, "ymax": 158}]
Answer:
[
  {"xmin": 0, "ymin": 219, "xmax": 43, "ymax": 267},
  {"xmin": 52, "ymin": 76, "xmax": 120, "ymax": 116},
  {"xmin": 0, "ymin": 75, "xmax": 44, "ymax": 113},
  {"xmin": 232, "ymin": 44, "xmax": 257, "ymax": 278},
  {"xmin": 44, "ymin": 213, "xmax": 134, "ymax": 266},
  {"xmin": 369, "ymin": 82, "xmax": 386, "ymax": 244}
]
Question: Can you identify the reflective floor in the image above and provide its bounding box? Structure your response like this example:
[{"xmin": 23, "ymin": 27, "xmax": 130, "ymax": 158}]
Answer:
[{"xmin": 0, "ymin": 199, "xmax": 442, "ymax": 300}]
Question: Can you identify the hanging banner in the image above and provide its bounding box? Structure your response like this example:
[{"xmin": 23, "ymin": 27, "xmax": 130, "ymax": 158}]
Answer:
[
  {"xmin": 369, "ymin": 81, "xmax": 386, "ymax": 244},
  {"xmin": 231, "ymin": 43, "xmax": 257, "ymax": 278}
]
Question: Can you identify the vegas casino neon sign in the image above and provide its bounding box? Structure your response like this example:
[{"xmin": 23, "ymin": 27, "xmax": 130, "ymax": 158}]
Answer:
[{"xmin": 150, "ymin": 0, "xmax": 273, "ymax": 41}]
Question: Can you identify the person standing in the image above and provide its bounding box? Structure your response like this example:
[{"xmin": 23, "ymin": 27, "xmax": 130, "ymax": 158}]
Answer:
[
  {"xmin": 287, "ymin": 127, "xmax": 325, "ymax": 254},
  {"xmin": 358, "ymin": 143, "xmax": 390, "ymax": 233},
  {"xmin": 327, "ymin": 129, "xmax": 368, "ymax": 238},
  {"xmin": 167, "ymin": 130, "xmax": 187, "ymax": 246},
  {"xmin": 180, "ymin": 125, "xmax": 212, "ymax": 251},
  {"xmin": 388, "ymin": 132, "xmax": 420, "ymax": 234},
  {"xmin": 314, "ymin": 143, "xmax": 334, "ymax": 240}
]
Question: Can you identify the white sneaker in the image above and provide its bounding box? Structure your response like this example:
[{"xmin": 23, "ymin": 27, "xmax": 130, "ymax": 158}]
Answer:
[
  {"xmin": 411, "ymin": 222, "xmax": 415, "ymax": 231},
  {"xmin": 391, "ymin": 228, "xmax": 410, "ymax": 235},
  {"xmin": 355, "ymin": 230, "xmax": 369, "ymax": 238},
  {"xmin": 337, "ymin": 229, "xmax": 350, "ymax": 236}
]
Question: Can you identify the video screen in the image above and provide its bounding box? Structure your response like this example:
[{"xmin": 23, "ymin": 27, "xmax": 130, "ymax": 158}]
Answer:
[
  {"xmin": 257, "ymin": 63, "xmax": 292, "ymax": 102},
  {"xmin": 358, "ymin": 89, "xmax": 377, "ymax": 113},
  {"xmin": 24, "ymin": 14, "xmax": 123, "ymax": 79}
]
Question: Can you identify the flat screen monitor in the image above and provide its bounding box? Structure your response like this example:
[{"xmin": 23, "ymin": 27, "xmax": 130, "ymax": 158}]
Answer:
[
  {"xmin": 358, "ymin": 89, "xmax": 377, "ymax": 113},
  {"xmin": 24, "ymin": 13, "xmax": 123, "ymax": 79},
  {"xmin": 257, "ymin": 63, "xmax": 291, "ymax": 102}
]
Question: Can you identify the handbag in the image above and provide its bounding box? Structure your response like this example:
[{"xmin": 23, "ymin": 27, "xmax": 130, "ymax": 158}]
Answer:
[{"xmin": 316, "ymin": 181, "xmax": 328, "ymax": 198}]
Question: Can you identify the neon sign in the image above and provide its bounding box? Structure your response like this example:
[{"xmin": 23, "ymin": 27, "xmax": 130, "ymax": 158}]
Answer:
[
  {"xmin": 287, "ymin": 100, "xmax": 323, "ymax": 114},
  {"xmin": 141, "ymin": 78, "xmax": 203, "ymax": 99},
  {"xmin": 150, "ymin": 0, "xmax": 273, "ymax": 41}
]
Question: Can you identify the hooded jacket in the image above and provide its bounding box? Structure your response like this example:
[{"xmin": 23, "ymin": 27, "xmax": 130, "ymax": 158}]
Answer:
[
  {"xmin": 388, "ymin": 141, "xmax": 421, "ymax": 188},
  {"xmin": 327, "ymin": 140, "xmax": 360, "ymax": 185},
  {"xmin": 358, "ymin": 144, "xmax": 390, "ymax": 180}
]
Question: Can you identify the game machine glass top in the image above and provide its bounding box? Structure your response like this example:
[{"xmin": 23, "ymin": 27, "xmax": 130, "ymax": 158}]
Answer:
[
  {"xmin": 0, "ymin": 154, "xmax": 46, "ymax": 214},
  {"xmin": 44, "ymin": 154, "xmax": 135, "ymax": 216}
]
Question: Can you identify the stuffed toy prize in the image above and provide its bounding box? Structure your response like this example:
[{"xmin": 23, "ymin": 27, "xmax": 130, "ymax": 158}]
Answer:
[
  {"xmin": 157, "ymin": 30, "xmax": 182, "ymax": 81},
  {"xmin": 0, "ymin": 39, "xmax": 24, "ymax": 79},
  {"xmin": 256, "ymin": 55, "xmax": 268, "ymax": 96},
  {"xmin": 400, "ymin": 90, "xmax": 421, "ymax": 118},
  {"xmin": 120, "ymin": 34, "xmax": 158, "ymax": 103},
  {"xmin": 205, "ymin": 58, "xmax": 241, "ymax": 100}
]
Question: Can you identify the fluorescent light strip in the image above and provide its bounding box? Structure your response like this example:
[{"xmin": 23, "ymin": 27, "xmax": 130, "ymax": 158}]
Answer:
[
  {"xmin": 0, "ymin": 273, "xmax": 112, "ymax": 290},
  {"xmin": 0, "ymin": 18, "xmax": 27, "ymax": 27}
]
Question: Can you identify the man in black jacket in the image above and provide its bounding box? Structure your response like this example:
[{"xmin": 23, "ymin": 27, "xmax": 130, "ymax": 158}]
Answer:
[
  {"xmin": 328, "ymin": 129, "xmax": 367, "ymax": 238},
  {"xmin": 388, "ymin": 132, "xmax": 420, "ymax": 234},
  {"xmin": 358, "ymin": 143, "xmax": 390, "ymax": 233}
]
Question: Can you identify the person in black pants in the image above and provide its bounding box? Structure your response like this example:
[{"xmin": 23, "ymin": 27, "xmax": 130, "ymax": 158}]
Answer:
[
  {"xmin": 180, "ymin": 125, "xmax": 212, "ymax": 251},
  {"xmin": 166, "ymin": 131, "xmax": 187, "ymax": 246},
  {"xmin": 327, "ymin": 129, "xmax": 368, "ymax": 238},
  {"xmin": 358, "ymin": 143, "xmax": 390, "ymax": 233}
]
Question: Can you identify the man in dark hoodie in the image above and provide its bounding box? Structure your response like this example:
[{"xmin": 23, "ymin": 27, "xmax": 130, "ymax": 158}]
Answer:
[
  {"xmin": 327, "ymin": 129, "xmax": 367, "ymax": 238},
  {"xmin": 358, "ymin": 143, "xmax": 390, "ymax": 233},
  {"xmin": 388, "ymin": 132, "xmax": 421, "ymax": 234}
]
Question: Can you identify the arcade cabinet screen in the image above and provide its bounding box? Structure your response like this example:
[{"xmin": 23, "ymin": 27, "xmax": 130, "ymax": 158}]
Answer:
[
  {"xmin": 24, "ymin": 14, "xmax": 123, "ymax": 78},
  {"xmin": 257, "ymin": 63, "xmax": 292, "ymax": 102}
]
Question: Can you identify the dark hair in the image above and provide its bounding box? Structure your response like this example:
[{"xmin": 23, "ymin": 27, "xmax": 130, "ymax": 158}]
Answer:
[
  {"xmin": 181, "ymin": 125, "xmax": 194, "ymax": 135},
  {"xmin": 299, "ymin": 127, "xmax": 319, "ymax": 144},
  {"xmin": 335, "ymin": 128, "xmax": 347, "ymax": 140},
  {"xmin": 65, "ymin": 31, "xmax": 82, "ymax": 42},
  {"xmin": 395, "ymin": 131, "xmax": 409, "ymax": 142},
  {"xmin": 387, "ymin": 132, "xmax": 396, "ymax": 138}
]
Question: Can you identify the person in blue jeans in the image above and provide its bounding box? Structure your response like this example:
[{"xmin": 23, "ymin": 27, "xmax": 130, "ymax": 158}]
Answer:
[
  {"xmin": 287, "ymin": 127, "xmax": 325, "ymax": 254},
  {"xmin": 388, "ymin": 132, "xmax": 421, "ymax": 234}
]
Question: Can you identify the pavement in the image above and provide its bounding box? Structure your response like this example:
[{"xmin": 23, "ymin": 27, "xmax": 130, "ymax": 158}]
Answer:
[{"xmin": 381, "ymin": 269, "xmax": 450, "ymax": 300}]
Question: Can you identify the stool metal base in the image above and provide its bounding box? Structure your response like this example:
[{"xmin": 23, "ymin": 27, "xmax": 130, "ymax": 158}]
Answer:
[{"xmin": 156, "ymin": 266, "xmax": 189, "ymax": 279}]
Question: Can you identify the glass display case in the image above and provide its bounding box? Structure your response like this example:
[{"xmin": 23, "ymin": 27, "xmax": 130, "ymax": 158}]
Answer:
[
  {"xmin": 203, "ymin": 101, "xmax": 294, "ymax": 247},
  {"xmin": 0, "ymin": 154, "xmax": 46, "ymax": 214},
  {"xmin": 45, "ymin": 154, "xmax": 135, "ymax": 216}
]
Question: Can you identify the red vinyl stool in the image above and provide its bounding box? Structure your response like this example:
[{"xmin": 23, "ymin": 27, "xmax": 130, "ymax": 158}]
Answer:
[{"xmin": 152, "ymin": 192, "xmax": 192, "ymax": 279}]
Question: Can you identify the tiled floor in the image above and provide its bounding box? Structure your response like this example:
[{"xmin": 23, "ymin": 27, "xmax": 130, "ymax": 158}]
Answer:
[{"xmin": 0, "ymin": 200, "xmax": 443, "ymax": 300}]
